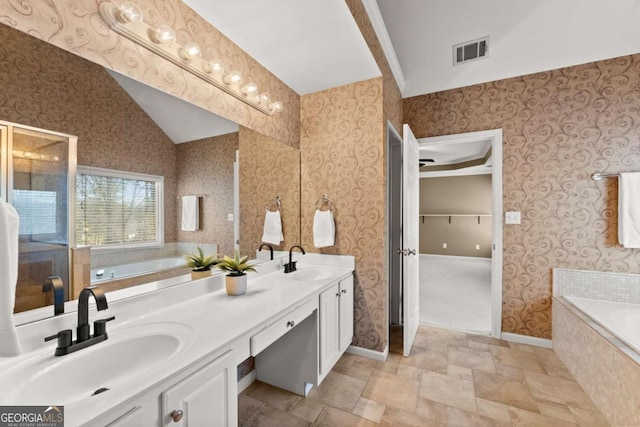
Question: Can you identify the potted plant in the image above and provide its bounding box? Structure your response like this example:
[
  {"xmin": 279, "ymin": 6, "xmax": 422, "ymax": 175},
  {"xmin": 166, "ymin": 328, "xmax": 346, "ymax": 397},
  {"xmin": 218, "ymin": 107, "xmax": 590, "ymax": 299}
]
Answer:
[
  {"xmin": 184, "ymin": 246, "xmax": 219, "ymax": 280},
  {"xmin": 215, "ymin": 249, "xmax": 257, "ymax": 295}
]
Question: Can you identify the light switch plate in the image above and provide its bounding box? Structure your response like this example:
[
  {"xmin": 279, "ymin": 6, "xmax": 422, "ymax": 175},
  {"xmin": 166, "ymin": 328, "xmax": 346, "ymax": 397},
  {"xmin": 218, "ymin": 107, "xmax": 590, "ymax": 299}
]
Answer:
[
  {"xmin": 227, "ymin": 213, "xmax": 234, "ymax": 221},
  {"xmin": 505, "ymin": 211, "xmax": 521, "ymax": 225}
]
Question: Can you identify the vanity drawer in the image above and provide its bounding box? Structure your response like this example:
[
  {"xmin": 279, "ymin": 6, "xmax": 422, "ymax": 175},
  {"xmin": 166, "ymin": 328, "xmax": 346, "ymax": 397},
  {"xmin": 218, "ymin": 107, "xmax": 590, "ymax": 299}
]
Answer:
[{"xmin": 251, "ymin": 299, "xmax": 316, "ymax": 356}]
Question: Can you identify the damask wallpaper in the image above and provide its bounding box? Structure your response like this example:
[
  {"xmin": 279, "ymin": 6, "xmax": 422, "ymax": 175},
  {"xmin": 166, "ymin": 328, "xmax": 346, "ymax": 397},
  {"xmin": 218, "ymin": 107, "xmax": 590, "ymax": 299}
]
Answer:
[
  {"xmin": 346, "ymin": 0, "xmax": 402, "ymax": 134},
  {"xmin": 239, "ymin": 126, "xmax": 301, "ymax": 257},
  {"xmin": 176, "ymin": 132, "xmax": 238, "ymax": 256},
  {"xmin": 301, "ymin": 78, "xmax": 387, "ymax": 352},
  {"xmin": 404, "ymin": 55, "xmax": 640, "ymax": 338},
  {"xmin": 0, "ymin": 0, "xmax": 300, "ymax": 148}
]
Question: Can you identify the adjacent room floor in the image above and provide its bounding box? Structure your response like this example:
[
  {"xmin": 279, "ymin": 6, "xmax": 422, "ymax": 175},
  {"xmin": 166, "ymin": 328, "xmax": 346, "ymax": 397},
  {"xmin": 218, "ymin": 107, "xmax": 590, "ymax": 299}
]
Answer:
[
  {"xmin": 238, "ymin": 325, "xmax": 609, "ymax": 426},
  {"xmin": 420, "ymin": 254, "xmax": 492, "ymax": 334}
]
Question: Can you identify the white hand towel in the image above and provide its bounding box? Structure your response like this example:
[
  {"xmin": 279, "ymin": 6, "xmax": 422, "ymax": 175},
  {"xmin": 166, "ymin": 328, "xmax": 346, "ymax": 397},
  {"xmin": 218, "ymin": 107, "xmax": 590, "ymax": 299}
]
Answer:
[
  {"xmin": 262, "ymin": 209, "xmax": 284, "ymax": 245},
  {"xmin": 313, "ymin": 209, "xmax": 335, "ymax": 248},
  {"xmin": 618, "ymin": 172, "xmax": 640, "ymax": 248},
  {"xmin": 181, "ymin": 196, "xmax": 199, "ymax": 231},
  {"xmin": 0, "ymin": 200, "xmax": 22, "ymax": 356}
]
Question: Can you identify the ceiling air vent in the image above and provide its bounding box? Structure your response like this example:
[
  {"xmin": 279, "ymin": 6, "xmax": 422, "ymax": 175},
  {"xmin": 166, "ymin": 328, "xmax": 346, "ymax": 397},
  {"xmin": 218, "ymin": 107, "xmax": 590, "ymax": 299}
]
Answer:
[{"xmin": 453, "ymin": 36, "xmax": 489, "ymax": 66}]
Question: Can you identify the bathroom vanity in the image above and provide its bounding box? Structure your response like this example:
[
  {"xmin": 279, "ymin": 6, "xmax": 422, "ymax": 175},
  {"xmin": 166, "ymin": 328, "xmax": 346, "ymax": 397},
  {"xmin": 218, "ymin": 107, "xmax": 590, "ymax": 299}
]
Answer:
[{"xmin": 0, "ymin": 253, "xmax": 354, "ymax": 426}]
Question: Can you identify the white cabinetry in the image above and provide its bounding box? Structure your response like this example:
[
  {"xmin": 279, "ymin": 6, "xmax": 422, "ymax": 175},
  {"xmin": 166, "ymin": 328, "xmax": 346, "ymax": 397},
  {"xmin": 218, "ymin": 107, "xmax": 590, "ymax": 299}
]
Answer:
[
  {"xmin": 161, "ymin": 349, "xmax": 237, "ymax": 426},
  {"xmin": 95, "ymin": 350, "xmax": 236, "ymax": 427},
  {"xmin": 319, "ymin": 275, "xmax": 354, "ymax": 381}
]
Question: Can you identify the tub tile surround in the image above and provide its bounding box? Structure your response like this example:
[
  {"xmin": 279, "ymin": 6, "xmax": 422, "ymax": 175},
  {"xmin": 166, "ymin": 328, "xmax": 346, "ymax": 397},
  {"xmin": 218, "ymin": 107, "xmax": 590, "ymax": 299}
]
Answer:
[
  {"xmin": 553, "ymin": 268, "xmax": 640, "ymax": 425},
  {"xmin": 554, "ymin": 298, "xmax": 640, "ymax": 427},
  {"xmin": 554, "ymin": 268, "xmax": 640, "ymax": 304},
  {"xmin": 239, "ymin": 325, "xmax": 609, "ymax": 427},
  {"xmin": 1, "ymin": 253, "xmax": 354, "ymax": 425}
]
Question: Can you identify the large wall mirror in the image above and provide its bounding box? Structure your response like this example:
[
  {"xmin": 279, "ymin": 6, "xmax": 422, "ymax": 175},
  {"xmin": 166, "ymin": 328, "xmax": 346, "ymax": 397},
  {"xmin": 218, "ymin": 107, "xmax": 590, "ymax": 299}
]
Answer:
[{"xmin": 0, "ymin": 24, "xmax": 301, "ymax": 322}]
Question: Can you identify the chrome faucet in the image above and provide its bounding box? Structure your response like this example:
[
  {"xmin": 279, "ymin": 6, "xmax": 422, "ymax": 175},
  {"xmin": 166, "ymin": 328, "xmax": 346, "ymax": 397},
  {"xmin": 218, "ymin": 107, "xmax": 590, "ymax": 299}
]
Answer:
[
  {"xmin": 45, "ymin": 286, "xmax": 115, "ymax": 356},
  {"xmin": 258, "ymin": 243, "xmax": 274, "ymax": 260},
  {"xmin": 284, "ymin": 245, "xmax": 305, "ymax": 273},
  {"xmin": 42, "ymin": 276, "xmax": 65, "ymax": 316}
]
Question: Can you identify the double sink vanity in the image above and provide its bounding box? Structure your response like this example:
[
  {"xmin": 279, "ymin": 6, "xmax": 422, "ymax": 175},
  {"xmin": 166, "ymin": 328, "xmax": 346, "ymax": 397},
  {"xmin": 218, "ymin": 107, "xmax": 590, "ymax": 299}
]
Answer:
[{"xmin": 0, "ymin": 253, "xmax": 355, "ymax": 426}]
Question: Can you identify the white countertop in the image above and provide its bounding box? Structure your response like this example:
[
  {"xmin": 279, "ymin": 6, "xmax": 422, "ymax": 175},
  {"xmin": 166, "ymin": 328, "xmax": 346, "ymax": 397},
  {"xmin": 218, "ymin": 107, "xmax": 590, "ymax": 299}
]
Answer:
[{"xmin": 0, "ymin": 253, "xmax": 354, "ymax": 426}]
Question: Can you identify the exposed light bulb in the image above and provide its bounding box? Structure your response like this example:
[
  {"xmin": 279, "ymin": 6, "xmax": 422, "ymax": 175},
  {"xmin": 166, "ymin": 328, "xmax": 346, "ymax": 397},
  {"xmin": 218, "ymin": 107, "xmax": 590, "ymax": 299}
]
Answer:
[
  {"xmin": 179, "ymin": 42, "xmax": 202, "ymax": 60},
  {"xmin": 241, "ymin": 82, "xmax": 258, "ymax": 96},
  {"xmin": 117, "ymin": 2, "xmax": 143, "ymax": 24},
  {"xmin": 23, "ymin": 151, "xmax": 32, "ymax": 158},
  {"xmin": 223, "ymin": 70, "xmax": 242, "ymax": 85},
  {"xmin": 52, "ymin": 156, "xmax": 60, "ymax": 162},
  {"xmin": 152, "ymin": 24, "xmax": 176, "ymax": 44},
  {"xmin": 203, "ymin": 58, "xmax": 223, "ymax": 73},
  {"xmin": 269, "ymin": 101, "xmax": 283, "ymax": 113},
  {"xmin": 259, "ymin": 92, "xmax": 271, "ymax": 105}
]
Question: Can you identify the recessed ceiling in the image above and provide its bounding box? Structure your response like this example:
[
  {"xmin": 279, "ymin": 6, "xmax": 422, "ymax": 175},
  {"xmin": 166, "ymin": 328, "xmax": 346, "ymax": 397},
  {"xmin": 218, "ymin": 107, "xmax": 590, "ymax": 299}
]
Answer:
[
  {"xmin": 183, "ymin": 0, "xmax": 381, "ymax": 95},
  {"xmin": 419, "ymin": 138, "xmax": 491, "ymax": 166},
  {"xmin": 375, "ymin": 0, "xmax": 640, "ymax": 97},
  {"xmin": 107, "ymin": 70, "xmax": 239, "ymax": 144}
]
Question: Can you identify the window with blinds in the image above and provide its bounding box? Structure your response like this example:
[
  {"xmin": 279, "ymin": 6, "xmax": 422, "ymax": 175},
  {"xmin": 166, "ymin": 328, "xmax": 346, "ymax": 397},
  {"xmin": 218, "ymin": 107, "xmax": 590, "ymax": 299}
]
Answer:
[
  {"xmin": 76, "ymin": 166, "xmax": 164, "ymax": 249},
  {"xmin": 13, "ymin": 189, "xmax": 58, "ymax": 235}
]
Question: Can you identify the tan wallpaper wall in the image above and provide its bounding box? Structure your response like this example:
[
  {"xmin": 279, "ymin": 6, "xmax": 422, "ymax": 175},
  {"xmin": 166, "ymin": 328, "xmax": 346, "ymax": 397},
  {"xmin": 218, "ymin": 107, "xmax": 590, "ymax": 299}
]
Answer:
[
  {"xmin": 301, "ymin": 78, "xmax": 386, "ymax": 351},
  {"xmin": 420, "ymin": 176, "xmax": 492, "ymax": 258},
  {"xmin": 0, "ymin": 24, "xmax": 177, "ymax": 244},
  {"xmin": 176, "ymin": 132, "xmax": 238, "ymax": 256},
  {"xmin": 239, "ymin": 126, "xmax": 300, "ymax": 256},
  {"xmin": 345, "ymin": 0, "xmax": 402, "ymax": 133},
  {"xmin": 0, "ymin": 0, "xmax": 300, "ymax": 148},
  {"xmin": 404, "ymin": 55, "xmax": 640, "ymax": 339}
]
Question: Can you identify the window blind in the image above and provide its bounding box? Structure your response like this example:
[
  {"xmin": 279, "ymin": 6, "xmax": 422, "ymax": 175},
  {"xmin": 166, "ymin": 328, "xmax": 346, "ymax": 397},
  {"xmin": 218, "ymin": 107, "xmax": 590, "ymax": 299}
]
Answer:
[
  {"xmin": 76, "ymin": 167, "xmax": 162, "ymax": 248},
  {"xmin": 13, "ymin": 189, "xmax": 58, "ymax": 235}
]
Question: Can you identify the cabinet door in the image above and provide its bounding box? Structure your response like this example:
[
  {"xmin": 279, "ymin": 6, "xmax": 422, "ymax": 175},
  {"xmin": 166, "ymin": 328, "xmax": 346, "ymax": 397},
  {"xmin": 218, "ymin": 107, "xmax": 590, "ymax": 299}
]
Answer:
[
  {"xmin": 105, "ymin": 407, "xmax": 144, "ymax": 427},
  {"xmin": 319, "ymin": 283, "xmax": 340, "ymax": 376},
  {"xmin": 162, "ymin": 350, "xmax": 237, "ymax": 427},
  {"xmin": 339, "ymin": 275, "xmax": 354, "ymax": 353}
]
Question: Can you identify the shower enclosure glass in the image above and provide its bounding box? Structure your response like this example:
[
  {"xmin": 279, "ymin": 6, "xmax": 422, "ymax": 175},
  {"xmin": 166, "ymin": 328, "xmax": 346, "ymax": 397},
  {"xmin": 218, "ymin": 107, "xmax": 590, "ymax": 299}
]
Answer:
[{"xmin": 1, "ymin": 121, "xmax": 76, "ymax": 313}]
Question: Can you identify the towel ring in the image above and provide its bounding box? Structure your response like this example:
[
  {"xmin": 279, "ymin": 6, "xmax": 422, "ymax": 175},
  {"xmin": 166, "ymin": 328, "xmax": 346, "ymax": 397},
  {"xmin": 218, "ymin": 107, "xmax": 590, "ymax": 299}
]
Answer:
[
  {"xmin": 266, "ymin": 196, "xmax": 281, "ymax": 212},
  {"xmin": 315, "ymin": 194, "xmax": 332, "ymax": 211}
]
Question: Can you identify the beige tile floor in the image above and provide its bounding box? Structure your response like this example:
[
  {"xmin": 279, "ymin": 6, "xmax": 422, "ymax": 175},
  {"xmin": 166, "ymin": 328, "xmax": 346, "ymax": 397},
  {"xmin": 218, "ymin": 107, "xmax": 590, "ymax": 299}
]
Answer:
[{"xmin": 238, "ymin": 325, "xmax": 610, "ymax": 426}]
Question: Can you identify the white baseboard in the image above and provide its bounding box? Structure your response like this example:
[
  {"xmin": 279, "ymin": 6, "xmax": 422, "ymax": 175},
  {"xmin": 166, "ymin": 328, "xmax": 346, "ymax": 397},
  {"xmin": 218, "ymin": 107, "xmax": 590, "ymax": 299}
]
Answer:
[
  {"xmin": 237, "ymin": 370, "xmax": 256, "ymax": 394},
  {"xmin": 502, "ymin": 332, "xmax": 552, "ymax": 348},
  {"xmin": 347, "ymin": 344, "xmax": 389, "ymax": 361}
]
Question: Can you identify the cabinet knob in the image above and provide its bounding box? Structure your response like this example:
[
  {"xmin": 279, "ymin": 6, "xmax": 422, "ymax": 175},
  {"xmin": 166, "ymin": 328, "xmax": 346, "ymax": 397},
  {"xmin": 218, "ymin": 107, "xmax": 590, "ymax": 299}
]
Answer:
[
  {"xmin": 341, "ymin": 289, "xmax": 347, "ymax": 294},
  {"xmin": 170, "ymin": 409, "xmax": 184, "ymax": 422},
  {"xmin": 287, "ymin": 320, "xmax": 295, "ymax": 328},
  {"xmin": 336, "ymin": 293, "xmax": 340, "ymax": 298}
]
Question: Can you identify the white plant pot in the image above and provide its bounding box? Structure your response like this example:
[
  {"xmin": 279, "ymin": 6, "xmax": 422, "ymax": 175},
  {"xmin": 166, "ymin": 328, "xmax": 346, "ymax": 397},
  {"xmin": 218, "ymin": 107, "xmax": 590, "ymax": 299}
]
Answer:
[{"xmin": 225, "ymin": 274, "xmax": 247, "ymax": 296}]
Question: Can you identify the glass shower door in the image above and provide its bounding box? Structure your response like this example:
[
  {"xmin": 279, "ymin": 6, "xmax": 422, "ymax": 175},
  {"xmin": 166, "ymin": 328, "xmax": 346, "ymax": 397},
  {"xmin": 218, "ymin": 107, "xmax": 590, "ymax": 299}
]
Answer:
[{"xmin": 6, "ymin": 123, "xmax": 76, "ymax": 313}]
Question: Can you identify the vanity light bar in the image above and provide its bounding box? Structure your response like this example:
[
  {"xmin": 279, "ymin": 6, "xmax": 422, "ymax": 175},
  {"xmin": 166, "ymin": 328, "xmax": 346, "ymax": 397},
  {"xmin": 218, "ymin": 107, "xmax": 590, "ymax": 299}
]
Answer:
[{"xmin": 98, "ymin": 2, "xmax": 283, "ymax": 115}]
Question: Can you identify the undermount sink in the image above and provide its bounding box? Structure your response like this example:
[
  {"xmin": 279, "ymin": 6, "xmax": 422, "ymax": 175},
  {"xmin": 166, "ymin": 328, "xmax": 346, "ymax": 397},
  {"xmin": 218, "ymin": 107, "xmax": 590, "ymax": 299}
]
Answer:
[
  {"xmin": 1, "ymin": 323, "xmax": 194, "ymax": 405},
  {"xmin": 286, "ymin": 267, "xmax": 334, "ymax": 282}
]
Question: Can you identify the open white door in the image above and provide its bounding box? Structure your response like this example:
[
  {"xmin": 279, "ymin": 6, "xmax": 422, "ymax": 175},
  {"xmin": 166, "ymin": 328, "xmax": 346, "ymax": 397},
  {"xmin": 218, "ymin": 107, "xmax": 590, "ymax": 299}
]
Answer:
[{"xmin": 402, "ymin": 124, "xmax": 419, "ymax": 357}]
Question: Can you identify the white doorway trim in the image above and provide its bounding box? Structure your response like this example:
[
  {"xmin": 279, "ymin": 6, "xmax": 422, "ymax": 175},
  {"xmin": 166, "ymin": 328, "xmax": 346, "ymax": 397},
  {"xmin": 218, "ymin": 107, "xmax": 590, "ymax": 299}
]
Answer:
[{"xmin": 418, "ymin": 129, "xmax": 503, "ymax": 338}]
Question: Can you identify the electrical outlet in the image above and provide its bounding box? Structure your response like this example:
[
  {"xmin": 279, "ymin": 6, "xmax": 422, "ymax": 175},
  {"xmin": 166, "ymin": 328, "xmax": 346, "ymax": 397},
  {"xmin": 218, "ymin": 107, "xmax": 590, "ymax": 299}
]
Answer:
[
  {"xmin": 505, "ymin": 211, "xmax": 521, "ymax": 225},
  {"xmin": 442, "ymin": 243, "xmax": 447, "ymax": 249},
  {"xmin": 475, "ymin": 244, "xmax": 480, "ymax": 250},
  {"xmin": 227, "ymin": 213, "xmax": 234, "ymax": 221}
]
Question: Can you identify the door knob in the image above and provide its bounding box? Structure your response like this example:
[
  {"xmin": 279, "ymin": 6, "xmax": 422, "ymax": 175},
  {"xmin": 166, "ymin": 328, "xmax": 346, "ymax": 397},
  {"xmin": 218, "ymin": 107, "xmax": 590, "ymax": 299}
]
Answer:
[
  {"xmin": 170, "ymin": 409, "xmax": 184, "ymax": 422},
  {"xmin": 408, "ymin": 249, "xmax": 416, "ymax": 256},
  {"xmin": 397, "ymin": 248, "xmax": 407, "ymax": 256}
]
